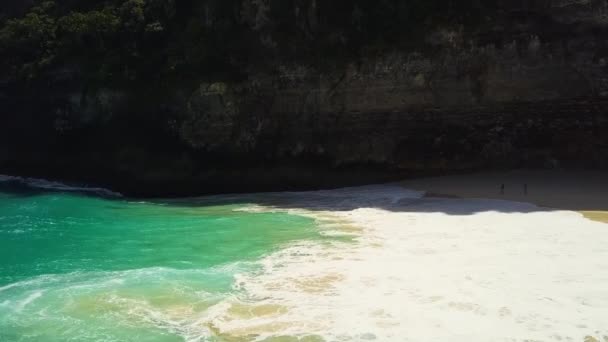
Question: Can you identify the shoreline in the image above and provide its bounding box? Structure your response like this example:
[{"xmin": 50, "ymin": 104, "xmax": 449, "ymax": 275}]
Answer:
[
  {"xmin": 2, "ymin": 183, "xmax": 607, "ymax": 340},
  {"xmin": 225, "ymin": 184, "xmax": 608, "ymax": 340},
  {"xmin": 400, "ymin": 169, "xmax": 608, "ymax": 224}
]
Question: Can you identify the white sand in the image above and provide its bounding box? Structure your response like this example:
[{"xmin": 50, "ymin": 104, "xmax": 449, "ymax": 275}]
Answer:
[{"xmin": 208, "ymin": 185, "xmax": 608, "ymax": 341}]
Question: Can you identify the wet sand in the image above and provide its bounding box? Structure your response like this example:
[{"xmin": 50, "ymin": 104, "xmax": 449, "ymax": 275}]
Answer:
[{"xmin": 400, "ymin": 170, "xmax": 608, "ymax": 223}]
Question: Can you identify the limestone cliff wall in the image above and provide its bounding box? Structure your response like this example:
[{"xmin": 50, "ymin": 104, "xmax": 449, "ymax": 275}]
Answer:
[{"xmin": 1, "ymin": 0, "xmax": 608, "ymax": 196}]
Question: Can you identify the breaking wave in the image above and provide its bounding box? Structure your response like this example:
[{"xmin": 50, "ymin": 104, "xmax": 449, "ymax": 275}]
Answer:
[{"xmin": 0, "ymin": 174, "xmax": 122, "ymax": 197}]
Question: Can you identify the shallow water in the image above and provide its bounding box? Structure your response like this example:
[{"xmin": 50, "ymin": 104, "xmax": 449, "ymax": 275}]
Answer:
[{"xmin": 0, "ymin": 182, "xmax": 330, "ymax": 341}]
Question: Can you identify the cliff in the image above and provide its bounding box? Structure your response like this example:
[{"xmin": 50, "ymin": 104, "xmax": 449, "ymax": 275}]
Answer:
[{"xmin": 1, "ymin": 0, "xmax": 607, "ymax": 196}]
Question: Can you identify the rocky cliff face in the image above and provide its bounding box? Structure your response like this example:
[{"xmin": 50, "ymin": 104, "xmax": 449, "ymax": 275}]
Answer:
[{"xmin": 2, "ymin": 0, "xmax": 608, "ymax": 196}]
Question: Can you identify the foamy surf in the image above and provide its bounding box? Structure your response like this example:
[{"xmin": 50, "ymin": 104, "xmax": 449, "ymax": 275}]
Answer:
[
  {"xmin": 202, "ymin": 185, "xmax": 608, "ymax": 341},
  {"xmin": 0, "ymin": 266, "xmax": 249, "ymax": 342}
]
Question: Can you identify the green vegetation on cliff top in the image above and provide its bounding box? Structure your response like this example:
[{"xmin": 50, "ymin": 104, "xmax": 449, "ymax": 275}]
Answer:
[{"xmin": 0, "ymin": 0, "xmax": 497, "ymax": 84}]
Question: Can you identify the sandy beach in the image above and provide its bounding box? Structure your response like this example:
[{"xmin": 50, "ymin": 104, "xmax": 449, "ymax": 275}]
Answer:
[{"xmin": 400, "ymin": 169, "xmax": 608, "ymax": 223}]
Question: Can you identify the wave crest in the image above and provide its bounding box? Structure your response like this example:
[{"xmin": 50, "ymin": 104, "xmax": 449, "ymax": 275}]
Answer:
[{"xmin": 0, "ymin": 175, "xmax": 122, "ymax": 197}]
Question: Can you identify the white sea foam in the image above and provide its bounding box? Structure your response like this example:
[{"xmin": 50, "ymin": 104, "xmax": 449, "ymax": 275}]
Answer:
[
  {"xmin": 0, "ymin": 266, "xmax": 242, "ymax": 341},
  {"xmin": 0, "ymin": 282, "xmax": 21, "ymax": 293},
  {"xmin": 206, "ymin": 185, "xmax": 608, "ymax": 341},
  {"xmin": 0, "ymin": 174, "xmax": 122, "ymax": 197},
  {"xmin": 16, "ymin": 291, "xmax": 44, "ymax": 311}
]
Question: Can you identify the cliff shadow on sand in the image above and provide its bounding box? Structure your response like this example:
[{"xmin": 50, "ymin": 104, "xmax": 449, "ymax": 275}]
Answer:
[{"xmin": 158, "ymin": 170, "xmax": 608, "ymax": 223}]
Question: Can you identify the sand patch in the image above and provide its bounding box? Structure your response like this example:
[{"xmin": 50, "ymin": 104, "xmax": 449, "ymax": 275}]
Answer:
[{"xmin": 580, "ymin": 211, "xmax": 608, "ymax": 224}]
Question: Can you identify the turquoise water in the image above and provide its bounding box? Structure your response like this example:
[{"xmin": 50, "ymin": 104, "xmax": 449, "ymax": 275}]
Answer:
[{"xmin": 0, "ymin": 183, "xmax": 323, "ymax": 341}]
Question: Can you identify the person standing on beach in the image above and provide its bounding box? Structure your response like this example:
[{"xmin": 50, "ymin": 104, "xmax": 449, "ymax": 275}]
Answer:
[{"xmin": 501, "ymin": 184, "xmax": 505, "ymax": 195}]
